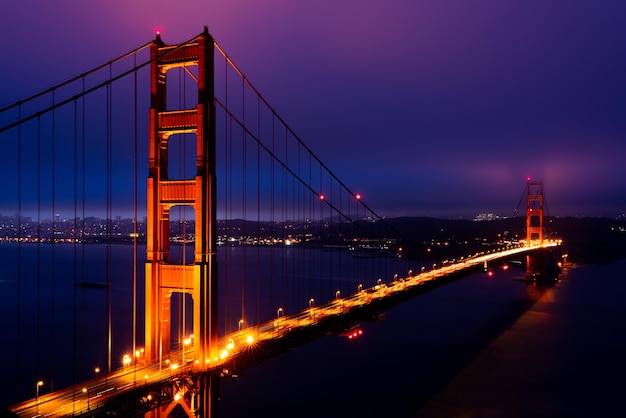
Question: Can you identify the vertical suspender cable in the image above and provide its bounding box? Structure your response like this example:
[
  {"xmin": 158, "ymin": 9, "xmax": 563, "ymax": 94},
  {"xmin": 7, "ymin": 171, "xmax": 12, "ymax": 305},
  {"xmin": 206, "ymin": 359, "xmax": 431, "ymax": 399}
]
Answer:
[
  {"xmin": 319, "ymin": 164, "xmax": 323, "ymax": 301},
  {"xmin": 257, "ymin": 95, "xmax": 261, "ymax": 328},
  {"xmin": 16, "ymin": 104, "xmax": 22, "ymax": 403},
  {"xmin": 81, "ymin": 78, "xmax": 86, "ymax": 380},
  {"xmin": 72, "ymin": 97, "xmax": 78, "ymax": 401},
  {"xmin": 132, "ymin": 51, "xmax": 138, "ymax": 380},
  {"xmin": 181, "ymin": 64, "xmax": 187, "ymax": 351},
  {"xmin": 36, "ymin": 115, "xmax": 41, "ymax": 385},
  {"xmin": 241, "ymin": 77, "xmax": 246, "ymax": 327},
  {"xmin": 270, "ymin": 114, "xmax": 275, "ymax": 317},
  {"xmin": 224, "ymin": 58, "xmax": 231, "ymax": 333},
  {"xmin": 106, "ymin": 64, "xmax": 112, "ymax": 375},
  {"xmin": 228, "ymin": 103, "xmax": 234, "ymax": 332},
  {"xmin": 282, "ymin": 128, "xmax": 287, "ymax": 309},
  {"xmin": 51, "ymin": 90, "xmax": 56, "ymax": 392}
]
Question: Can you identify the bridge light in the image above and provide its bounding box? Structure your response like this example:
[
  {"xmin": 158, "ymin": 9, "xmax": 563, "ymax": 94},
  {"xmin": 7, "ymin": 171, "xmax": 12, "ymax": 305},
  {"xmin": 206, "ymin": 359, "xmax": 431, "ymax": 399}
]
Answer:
[
  {"xmin": 246, "ymin": 335, "xmax": 255, "ymax": 344},
  {"xmin": 355, "ymin": 194, "xmax": 361, "ymax": 200},
  {"xmin": 319, "ymin": 194, "xmax": 325, "ymax": 200}
]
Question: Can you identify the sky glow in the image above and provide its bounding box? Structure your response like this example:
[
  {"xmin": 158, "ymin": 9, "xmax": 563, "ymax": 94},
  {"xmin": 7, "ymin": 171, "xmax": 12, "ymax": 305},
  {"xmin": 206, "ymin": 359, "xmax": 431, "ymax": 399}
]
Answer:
[{"xmin": 1, "ymin": 0, "xmax": 625, "ymax": 218}]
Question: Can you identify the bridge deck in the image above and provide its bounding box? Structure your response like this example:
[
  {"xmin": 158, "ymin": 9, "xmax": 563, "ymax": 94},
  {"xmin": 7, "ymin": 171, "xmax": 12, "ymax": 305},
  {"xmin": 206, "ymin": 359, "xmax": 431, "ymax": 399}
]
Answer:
[{"xmin": 10, "ymin": 243, "xmax": 557, "ymax": 417}]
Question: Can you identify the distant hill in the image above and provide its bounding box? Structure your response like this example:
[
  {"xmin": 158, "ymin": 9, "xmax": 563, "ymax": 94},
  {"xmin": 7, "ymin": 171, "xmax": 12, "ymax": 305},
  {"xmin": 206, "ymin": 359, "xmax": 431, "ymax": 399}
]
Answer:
[{"xmin": 386, "ymin": 216, "xmax": 626, "ymax": 264}]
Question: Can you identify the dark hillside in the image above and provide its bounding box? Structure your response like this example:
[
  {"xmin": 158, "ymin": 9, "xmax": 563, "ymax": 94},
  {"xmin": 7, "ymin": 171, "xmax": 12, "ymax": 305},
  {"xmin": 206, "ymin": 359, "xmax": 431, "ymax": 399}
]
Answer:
[{"xmin": 387, "ymin": 216, "xmax": 626, "ymax": 264}]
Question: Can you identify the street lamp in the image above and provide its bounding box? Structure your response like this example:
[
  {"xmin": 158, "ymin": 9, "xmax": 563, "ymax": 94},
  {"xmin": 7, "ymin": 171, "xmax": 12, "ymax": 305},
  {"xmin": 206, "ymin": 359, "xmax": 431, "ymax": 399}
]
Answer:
[
  {"xmin": 277, "ymin": 307, "xmax": 283, "ymax": 318},
  {"xmin": 82, "ymin": 387, "xmax": 90, "ymax": 410},
  {"xmin": 336, "ymin": 290, "xmax": 340, "ymax": 299},
  {"xmin": 238, "ymin": 319, "xmax": 244, "ymax": 331},
  {"xmin": 123, "ymin": 354, "xmax": 132, "ymax": 369},
  {"xmin": 36, "ymin": 381, "xmax": 44, "ymax": 414}
]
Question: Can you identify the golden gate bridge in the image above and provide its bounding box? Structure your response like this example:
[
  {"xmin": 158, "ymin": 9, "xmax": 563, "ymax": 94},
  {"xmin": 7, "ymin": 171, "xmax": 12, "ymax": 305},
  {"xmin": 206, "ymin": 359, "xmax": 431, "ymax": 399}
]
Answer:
[{"xmin": 0, "ymin": 27, "xmax": 561, "ymax": 417}]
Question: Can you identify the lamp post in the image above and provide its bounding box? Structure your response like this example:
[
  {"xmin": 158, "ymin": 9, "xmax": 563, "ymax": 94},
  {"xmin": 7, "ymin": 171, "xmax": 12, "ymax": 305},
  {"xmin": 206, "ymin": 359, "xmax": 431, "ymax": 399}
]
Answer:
[
  {"xmin": 309, "ymin": 298, "xmax": 315, "ymax": 319},
  {"xmin": 82, "ymin": 387, "xmax": 90, "ymax": 410},
  {"xmin": 35, "ymin": 381, "xmax": 43, "ymax": 415},
  {"xmin": 277, "ymin": 307, "xmax": 283, "ymax": 318},
  {"xmin": 238, "ymin": 319, "xmax": 244, "ymax": 331}
]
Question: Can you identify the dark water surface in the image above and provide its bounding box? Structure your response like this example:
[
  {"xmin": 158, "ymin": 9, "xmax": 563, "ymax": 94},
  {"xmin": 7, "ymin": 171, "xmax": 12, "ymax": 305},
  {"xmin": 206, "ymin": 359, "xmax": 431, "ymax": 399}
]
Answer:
[
  {"xmin": 218, "ymin": 261, "xmax": 626, "ymax": 417},
  {"xmin": 2, "ymin": 241, "xmax": 624, "ymax": 416}
]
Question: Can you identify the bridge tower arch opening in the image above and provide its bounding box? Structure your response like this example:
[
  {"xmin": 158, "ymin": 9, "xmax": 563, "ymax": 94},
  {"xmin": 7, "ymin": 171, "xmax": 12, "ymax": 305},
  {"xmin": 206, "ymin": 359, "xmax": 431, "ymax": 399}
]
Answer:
[{"xmin": 145, "ymin": 28, "xmax": 218, "ymax": 373}]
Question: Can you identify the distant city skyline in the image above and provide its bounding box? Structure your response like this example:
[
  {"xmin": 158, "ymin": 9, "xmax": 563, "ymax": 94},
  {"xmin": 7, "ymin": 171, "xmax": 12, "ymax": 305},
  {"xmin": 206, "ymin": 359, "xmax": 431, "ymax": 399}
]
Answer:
[{"xmin": 1, "ymin": 1, "xmax": 625, "ymax": 218}]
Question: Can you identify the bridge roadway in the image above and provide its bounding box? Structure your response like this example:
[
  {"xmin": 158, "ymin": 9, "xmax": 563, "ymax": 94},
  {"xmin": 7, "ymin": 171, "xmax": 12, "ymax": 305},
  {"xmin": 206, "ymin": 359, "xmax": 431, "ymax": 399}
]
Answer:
[{"xmin": 10, "ymin": 243, "xmax": 557, "ymax": 417}]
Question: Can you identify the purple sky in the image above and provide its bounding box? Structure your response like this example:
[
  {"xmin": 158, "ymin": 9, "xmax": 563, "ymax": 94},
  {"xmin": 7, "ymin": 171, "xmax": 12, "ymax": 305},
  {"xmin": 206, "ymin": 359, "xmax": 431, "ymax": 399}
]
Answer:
[{"xmin": 2, "ymin": 0, "xmax": 625, "ymax": 218}]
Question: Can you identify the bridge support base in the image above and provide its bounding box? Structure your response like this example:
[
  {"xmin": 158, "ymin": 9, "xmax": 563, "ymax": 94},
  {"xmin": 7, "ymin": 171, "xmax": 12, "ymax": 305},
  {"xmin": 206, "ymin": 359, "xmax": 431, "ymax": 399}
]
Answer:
[
  {"xmin": 142, "ymin": 371, "xmax": 219, "ymax": 418},
  {"xmin": 518, "ymin": 247, "xmax": 562, "ymax": 282}
]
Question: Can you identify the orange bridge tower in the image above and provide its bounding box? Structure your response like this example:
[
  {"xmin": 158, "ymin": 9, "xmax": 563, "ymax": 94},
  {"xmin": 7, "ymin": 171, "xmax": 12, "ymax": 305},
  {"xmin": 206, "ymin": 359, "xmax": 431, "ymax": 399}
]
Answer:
[
  {"xmin": 525, "ymin": 180, "xmax": 544, "ymax": 278},
  {"xmin": 144, "ymin": 27, "xmax": 218, "ymax": 377}
]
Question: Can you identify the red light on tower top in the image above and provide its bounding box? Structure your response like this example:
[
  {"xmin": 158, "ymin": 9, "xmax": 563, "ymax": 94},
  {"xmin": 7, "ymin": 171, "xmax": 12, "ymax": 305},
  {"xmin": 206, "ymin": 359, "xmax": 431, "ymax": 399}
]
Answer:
[
  {"xmin": 319, "ymin": 194, "xmax": 325, "ymax": 200},
  {"xmin": 355, "ymin": 194, "xmax": 361, "ymax": 200}
]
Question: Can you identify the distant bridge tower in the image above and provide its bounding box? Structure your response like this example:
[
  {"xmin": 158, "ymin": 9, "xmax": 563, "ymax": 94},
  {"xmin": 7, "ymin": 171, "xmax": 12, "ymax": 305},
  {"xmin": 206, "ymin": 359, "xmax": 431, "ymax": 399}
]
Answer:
[
  {"xmin": 144, "ymin": 25, "xmax": 218, "ymax": 404},
  {"xmin": 525, "ymin": 180, "xmax": 544, "ymax": 278}
]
